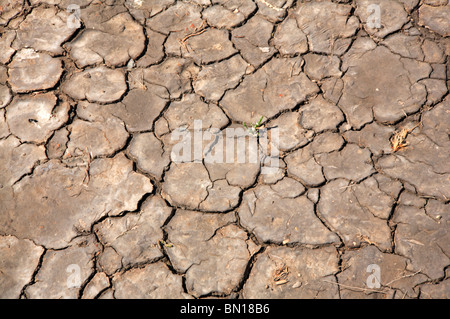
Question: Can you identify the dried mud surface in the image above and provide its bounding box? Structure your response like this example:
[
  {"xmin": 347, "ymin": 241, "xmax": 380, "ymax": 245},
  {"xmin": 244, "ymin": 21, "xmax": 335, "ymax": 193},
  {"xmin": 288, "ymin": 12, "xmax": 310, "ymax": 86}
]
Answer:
[{"xmin": 0, "ymin": 0, "xmax": 449, "ymax": 299}]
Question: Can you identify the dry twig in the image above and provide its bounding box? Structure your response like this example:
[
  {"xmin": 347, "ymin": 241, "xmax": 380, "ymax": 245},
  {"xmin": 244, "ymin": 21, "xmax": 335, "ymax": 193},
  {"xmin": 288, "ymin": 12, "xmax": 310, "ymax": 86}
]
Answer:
[
  {"xmin": 178, "ymin": 20, "xmax": 207, "ymax": 52},
  {"xmin": 83, "ymin": 147, "xmax": 92, "ymax": 184},
  {"xmin": 322, "ymin": 280, "xmax": 388, "ymax": 294}
]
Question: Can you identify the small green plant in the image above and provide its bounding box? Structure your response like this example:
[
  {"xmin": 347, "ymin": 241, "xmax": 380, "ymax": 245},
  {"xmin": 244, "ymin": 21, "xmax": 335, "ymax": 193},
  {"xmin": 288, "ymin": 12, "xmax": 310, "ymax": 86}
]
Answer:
[
  {"xmin": 160, "ymin": 240, "xmax": 174, "ymax": 248},
  {"xmin": 243, "ymin": 116, "xmax": 264, "ymax": 137}
]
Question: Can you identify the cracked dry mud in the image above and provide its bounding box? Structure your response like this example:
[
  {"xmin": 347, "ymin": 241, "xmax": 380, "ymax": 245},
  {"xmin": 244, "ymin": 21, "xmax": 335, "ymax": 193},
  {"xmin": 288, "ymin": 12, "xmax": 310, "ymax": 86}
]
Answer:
[{"xmin": 0, "ymin": 0, "xmax": 449, "ymax": 299}]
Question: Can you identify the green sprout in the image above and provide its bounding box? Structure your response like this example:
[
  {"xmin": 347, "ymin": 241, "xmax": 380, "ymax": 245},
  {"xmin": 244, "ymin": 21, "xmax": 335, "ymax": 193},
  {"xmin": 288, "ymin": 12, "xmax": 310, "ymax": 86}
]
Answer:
[
  {"xmin": 243, "ymin": 116, "xmax": 264, "ymax": 137},
  {"xmin": 160, "ymin": 240, "xmax": 174, "ymax": 248}
]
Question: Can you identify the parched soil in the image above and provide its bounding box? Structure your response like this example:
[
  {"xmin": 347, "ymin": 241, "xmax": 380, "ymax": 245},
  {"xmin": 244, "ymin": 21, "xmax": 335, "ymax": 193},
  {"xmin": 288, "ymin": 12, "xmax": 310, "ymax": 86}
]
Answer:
[{"xmin": 0, "ymin": 0, "xmax": 449, "ymax": 299}]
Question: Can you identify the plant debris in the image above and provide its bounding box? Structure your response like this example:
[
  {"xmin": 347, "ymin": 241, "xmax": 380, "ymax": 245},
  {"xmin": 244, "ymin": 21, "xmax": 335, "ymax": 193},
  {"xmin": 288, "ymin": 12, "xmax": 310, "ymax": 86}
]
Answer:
[
  {"xmin": 390, "ymin": 128, "xmax": 409, "ymax": 152},
  {"xmin": 273, "ymin": 264, "xmax": 289, "ymax": 285},
  {"xmin": 178, "ymin": 21, "xmax": 207, "ymax": 52},
  {"xmin": 390, "ymin": 123, "xmax": 420, "ymax": 152}
]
